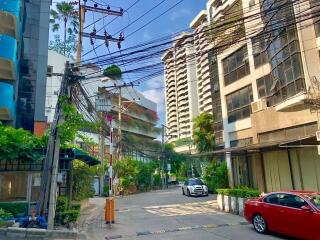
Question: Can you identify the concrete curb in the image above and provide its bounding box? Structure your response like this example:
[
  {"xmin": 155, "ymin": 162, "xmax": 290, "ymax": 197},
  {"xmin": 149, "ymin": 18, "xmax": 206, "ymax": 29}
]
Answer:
[
  {"xmin": 0, "ymin": 227, "xmax": 83, "ymax": 239},
  {"xmin": 104, "ymin": 221, "xmax": 250, "ymax": 239}
]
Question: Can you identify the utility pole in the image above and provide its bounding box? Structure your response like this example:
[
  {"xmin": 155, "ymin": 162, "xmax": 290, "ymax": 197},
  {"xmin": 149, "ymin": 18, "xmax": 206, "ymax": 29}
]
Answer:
[
  {"xmin": 99, "ymin": 112, "xmax": 105, "ymax": 196},
  {"xmin": 117, "ymin": 87, "xmax": 122, "ymax": 161},
  {"xmin": 76, "ymin": 1, "xmax": 85, "ymax": 62},
  {"xmin": 77, "ymin": 1, "xmax": 125, "ymax": 60},
  {"xmin": 39, "ymin": 62, "xmax": 72, "ymax": 229}
]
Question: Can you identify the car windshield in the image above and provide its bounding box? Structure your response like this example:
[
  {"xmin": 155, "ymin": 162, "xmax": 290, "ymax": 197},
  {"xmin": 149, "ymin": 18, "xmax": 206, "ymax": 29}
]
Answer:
[
  {"xmin": 189, "ymin": 179, "xmax": 204, "ymax": 185},
  {"xmin": 307, "ymin": 194, "xmax": 320, "ymax": 209}
]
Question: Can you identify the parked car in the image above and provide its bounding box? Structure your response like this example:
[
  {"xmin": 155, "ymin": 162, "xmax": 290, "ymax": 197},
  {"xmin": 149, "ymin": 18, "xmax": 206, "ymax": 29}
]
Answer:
[
  {"xmin": 244, "ymin": 191, "xmax": 320, "ymax": 239},
  {"xmin": 182, "ymin": 178, "xmax": 208, "ymax": 197}
]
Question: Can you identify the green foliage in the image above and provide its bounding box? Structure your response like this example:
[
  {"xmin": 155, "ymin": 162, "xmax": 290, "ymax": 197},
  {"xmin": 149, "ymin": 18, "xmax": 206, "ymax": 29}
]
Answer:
[
  {"xmin": 59, "ymin": 97, "xmax": 98, "ymax": 146},
  {"xmin": 103, "ymin": 65, "xmax": 122, "ymax": 80},
  {"xmin": 172, "ymin": 137, "xmax": 193, "ymax": 148},
  {"xmin": 71, "ymin": 203, "xmax": 81, "ymax": 211},
  {"xmin": 0, "ymin": 202, "xmax": 28, "ymax": 217},
  {"xmin": 203, "ymin": 161, "xmax": 229, "ymax": 193},
  {"xmin": 0, "ymin": 208, "xmax": 13, "ymax": 220},
  {"xmin": 216, "ymin": 188, "xmax": 261, "ymax": 198},
  {"xmin": 72, "ymin": 160, "xmax": 97, "ymax": 201},
  {"xmin": 56, "ymin": 196, "xmax": 68, "ymax": 213},
  {"xmin": 49, "ymin": 34, "xmax": 77, "ymax": 59},
  {"xmin": 193, "ymin": 112, "xmax": 215, "ymax": 153},
  {"xmin": 50, "ymin": 1, "xmax": 79, "ymax": 56},
  {"xmin": 153, "ymin": 174, "xmax": 162, "ymax": 187},
  {"xmin": 0, "ymin": 126, "xmax": 46, "ymax": 162},
  {"xmin": 61, "ymin": 210, "xmax": 80, "ymax": 223}
]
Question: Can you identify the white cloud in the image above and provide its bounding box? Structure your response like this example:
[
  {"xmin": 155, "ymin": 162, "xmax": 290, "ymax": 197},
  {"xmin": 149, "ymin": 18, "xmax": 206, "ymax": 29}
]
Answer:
[
  {"xmin": 141, "ymin": 88, "xmax": 165, "ymax": 114},
  {"xmin": 141, "ymin": 75, "xmax": 165, "ymax": 115},
  {"xmin": 170, "ymin": 8, "xmax": 193, "ymax": 21}
]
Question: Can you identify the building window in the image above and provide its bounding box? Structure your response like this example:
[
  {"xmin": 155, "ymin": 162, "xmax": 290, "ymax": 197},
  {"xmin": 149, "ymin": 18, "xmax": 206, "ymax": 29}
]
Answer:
[
  {"xmin": 257, "ymin": 74, "xmax": 272, "ymax": 98},
  {"xmin": 226, "ymin": 85, "xmax": 253, "ymax": 123},
  {"xmin": 223, "ymin": 46, "xmax": 250, "ymax": 86},
  {"xmin": 252, "ymin": 35, "xmax": 268, "ymax": 68},
  {"xmin": 261, "ymin": 1, "xmax": 305, "ymax": 105}
]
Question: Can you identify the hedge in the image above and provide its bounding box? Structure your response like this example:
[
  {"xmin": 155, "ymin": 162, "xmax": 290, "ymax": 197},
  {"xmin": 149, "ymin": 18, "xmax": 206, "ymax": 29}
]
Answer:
[
  {"xmin": 216, "ymin": 188, "xmax": 261, "ymax": 198},
  {"xmin": 0, "ymin": 202, "xmax": 28, "ymax": 217},
  {"xmin": 61, "ymin": 210, "xmax": 80, "ymax": 223}
]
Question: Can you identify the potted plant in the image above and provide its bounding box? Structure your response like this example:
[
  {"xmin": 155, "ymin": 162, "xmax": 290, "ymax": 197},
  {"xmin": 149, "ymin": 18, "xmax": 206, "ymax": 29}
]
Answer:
[
  {"xmin": 223, "ymin": 189, "xmax": 231, "ymax": 212},
  {"xmin": 229, "ymin": 189, "xmax": 239, "ymax": 214},
  {"xmin": 216, "ymin": 189, "xmax": 225, "ymax": 211},
  {"xmin": 237, "ymin": 188, "xmax": 261, "ymax": 216}
]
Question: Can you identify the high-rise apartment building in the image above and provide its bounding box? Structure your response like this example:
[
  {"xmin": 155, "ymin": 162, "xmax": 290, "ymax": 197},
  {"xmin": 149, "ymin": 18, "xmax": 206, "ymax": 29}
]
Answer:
[
  {"xmin": 205, "ymin": 0, "xmax": 320, "ymax": 192},
  {"xmin": 190, "ymin": 10, "xmax": 224, "ymax": 147},
  {"xmin": 0, "ymin": 0, "xmax": 50, "ymax": 135},
  {"xmin": 162, "ymin": 33, "xmax": 199, "ymax": 148}
]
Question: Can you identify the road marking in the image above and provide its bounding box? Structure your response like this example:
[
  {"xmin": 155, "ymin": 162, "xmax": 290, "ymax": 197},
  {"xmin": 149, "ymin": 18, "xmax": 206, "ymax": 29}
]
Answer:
[{"xmin": 104, "ymin": 221, "xmax": 250, "ymax": 239}]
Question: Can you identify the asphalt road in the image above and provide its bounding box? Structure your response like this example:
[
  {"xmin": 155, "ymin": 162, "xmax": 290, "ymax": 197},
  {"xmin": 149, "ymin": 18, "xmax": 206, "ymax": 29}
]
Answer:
[{"xmin": 78, "ymin": 187, "xmax": 286, "ymax": 240}]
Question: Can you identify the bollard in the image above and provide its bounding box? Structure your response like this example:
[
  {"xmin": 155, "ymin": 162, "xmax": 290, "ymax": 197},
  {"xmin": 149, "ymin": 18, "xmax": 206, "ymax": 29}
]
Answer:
[{"xmin": 105, "ymin": 198, "xmax": 115, "ymax": 224}]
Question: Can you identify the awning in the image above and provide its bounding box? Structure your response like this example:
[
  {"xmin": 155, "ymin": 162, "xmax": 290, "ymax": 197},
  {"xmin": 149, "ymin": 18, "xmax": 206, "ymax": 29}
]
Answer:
[
  {"xmin": 213, "ymin": 134, "xmax": 317, "ymax": 155},
  {"xmin": 72, "ymin": 148, "xmax": 100, "ymax": 166}
]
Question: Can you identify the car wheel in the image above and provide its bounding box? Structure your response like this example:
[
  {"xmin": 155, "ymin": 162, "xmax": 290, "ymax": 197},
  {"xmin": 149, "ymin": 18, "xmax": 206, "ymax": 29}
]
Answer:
[
  {"xmin": 182, "ymin": 188, "xmax": 185, "ymax": 195},
  {"xmin": 253, "ymin": 214, "xmax": 267, "ymax": 234},
  {"xmin": 187, "ymin": 189, "xmax": 191, "ymax": 197}
]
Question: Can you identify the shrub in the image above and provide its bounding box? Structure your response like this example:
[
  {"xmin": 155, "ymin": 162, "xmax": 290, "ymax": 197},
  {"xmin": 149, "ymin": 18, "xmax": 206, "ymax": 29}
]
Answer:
[
  {"xmin": 56, "ymin": 196, "xmax": 68, "ymax": 213},
  {"xmin": 153, "ymin": 174, "xmax": 162, "ymax": 187},
  {"xmin": 204, "ymin": 161, "xmax": 229, "ymax": 193},
  {"xmin": 0, "ymin": 202, "xmax": 28, "ymax": 217},
  {"xmin": 70, "ymin": 203, "xmax": 81, "ymax": 211},
  {"xmin": 61, "ymin": 210, "xmax": 80, "ymax": 223},
  {"xmin": 0, "ymin": 208, "xmax": 13, "ymax": 220},
  {"xmin": 216, "ymin": 188, "xmax": 261, "ymax": 198}
]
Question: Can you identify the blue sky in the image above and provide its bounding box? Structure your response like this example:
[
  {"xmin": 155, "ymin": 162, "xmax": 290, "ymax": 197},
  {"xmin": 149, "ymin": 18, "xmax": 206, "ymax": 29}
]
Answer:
[{"xmin": 51, "ymin": 0, "xmax": 207, "ymax": 124}]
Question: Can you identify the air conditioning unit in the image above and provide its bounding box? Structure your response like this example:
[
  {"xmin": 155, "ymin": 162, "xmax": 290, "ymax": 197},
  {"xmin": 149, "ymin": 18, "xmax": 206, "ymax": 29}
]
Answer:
[
  {"xmin": 316, "ymin": 130, "xmax": 320, "ymax": 141},
  {"xmin": 251, "ymin": 99, "xmax": 267, "ymax": 113}
]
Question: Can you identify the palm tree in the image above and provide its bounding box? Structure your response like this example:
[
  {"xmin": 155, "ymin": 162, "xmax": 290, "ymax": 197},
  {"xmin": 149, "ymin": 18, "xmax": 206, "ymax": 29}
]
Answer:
[
  {"xmin": 192, "ymin": 112, "xmax": 216, "ymax": 153},
  {"xmin": 50, "ymin": 1, "xmax": 79, "ymax": 56}
]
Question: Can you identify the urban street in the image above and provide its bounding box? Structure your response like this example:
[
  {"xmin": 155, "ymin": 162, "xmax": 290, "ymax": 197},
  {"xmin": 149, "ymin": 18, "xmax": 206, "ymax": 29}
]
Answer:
[
  {"xmin": 0, "ymin": 0, "xmax": 320, "ymax": 239},
  {"xmin": 78, "ymin": 187, "xmax": 284, "ymax": 240}
]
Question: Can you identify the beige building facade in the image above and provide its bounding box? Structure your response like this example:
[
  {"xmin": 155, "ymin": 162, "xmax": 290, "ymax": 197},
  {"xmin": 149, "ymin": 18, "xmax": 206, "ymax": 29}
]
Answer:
[
  {"xmin": 205, "ymin": 0, "xmax": 320, "ymax": 192},
  {"xmin": 162, "ymin": 33, "xmax": 199, "ymax": 148}
]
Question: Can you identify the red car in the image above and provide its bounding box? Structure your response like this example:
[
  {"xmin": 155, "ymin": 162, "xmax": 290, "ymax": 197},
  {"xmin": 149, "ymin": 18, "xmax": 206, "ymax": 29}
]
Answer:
[{"xmin": 244, "ymin": 191, "xmax": 320, "ymax": 239}]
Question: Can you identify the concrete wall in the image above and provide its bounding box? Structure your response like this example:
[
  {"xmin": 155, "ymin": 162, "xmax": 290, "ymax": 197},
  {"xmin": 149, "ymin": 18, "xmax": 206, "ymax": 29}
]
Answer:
[{"xmin": 250, "ymin": 105, "xmax": 318, "ymax": 143}]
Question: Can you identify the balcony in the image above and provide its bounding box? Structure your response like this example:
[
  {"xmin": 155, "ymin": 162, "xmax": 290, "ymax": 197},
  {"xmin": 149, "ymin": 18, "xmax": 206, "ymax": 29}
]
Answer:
[
  {"xmin": 0, "ymin": 0, "xmax": 21, "ymax": 39},
  {"xmin": 0, "ymin": 82, "xmax": 15, "ymax": 121},
  {"xmin": 0, "ymin": 35, "xmax": 18, "ymax": 81}
]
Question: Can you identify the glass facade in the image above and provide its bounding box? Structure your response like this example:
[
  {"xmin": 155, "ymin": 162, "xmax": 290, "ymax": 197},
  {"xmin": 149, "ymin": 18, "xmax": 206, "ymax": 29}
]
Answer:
[
  {"xmin": 252, "ymin": 35, "xmax": 269, "ymax": 68},
  {"xmin": 208, "ymin": 49, "xmax": 224, "ymax": 145},
  {"xmin": 226, "ymin": 85, "xmax": 253, "ymax": 123},
  {"xmin": 261, "ymin": 0, "xmax": 305, "ymax": 106},
  {"xmin": 222, "ymin": 46, "xmax": 250, "ymax": 86},
  {"xmin": 257, "ymin": 74, "xmax": 272, "ymax": 99},
  {"xmin": 16, "ymin": 0, "xmax": 50, "ymax": 131}
]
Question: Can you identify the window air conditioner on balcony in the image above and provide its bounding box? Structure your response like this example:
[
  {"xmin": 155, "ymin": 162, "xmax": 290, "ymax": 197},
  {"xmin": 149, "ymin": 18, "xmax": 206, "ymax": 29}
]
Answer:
[
  {"xmin": 316, "ymin": 130, "xmax": 320, "ymax": 141},
  {"xmin": 251, "ymin": 99, "xmax": 267, "ymax": 113}
]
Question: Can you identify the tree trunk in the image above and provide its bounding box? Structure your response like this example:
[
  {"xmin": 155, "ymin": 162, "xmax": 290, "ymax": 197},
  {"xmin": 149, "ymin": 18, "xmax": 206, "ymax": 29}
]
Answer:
[{"xmin": 64, "ymin": 19, "xmax": 67, "ymax": 56}]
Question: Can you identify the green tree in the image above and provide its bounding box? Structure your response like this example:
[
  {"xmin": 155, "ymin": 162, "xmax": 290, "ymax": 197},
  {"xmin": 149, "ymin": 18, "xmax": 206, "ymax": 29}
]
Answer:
[
  {"xmin": 49, "ymin": 34, "xmax": 77, "ymax": 59},
  {"xmin": 192, "ymin": 112, "xmax": 215, "ymax": 153},
  {"xmin": 50, "ymin": 1, "xmax": 79, "ymax": 56},
  {"xmin": 0, "ymin": 126, "xmax": 46, "ymax": 162}
]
